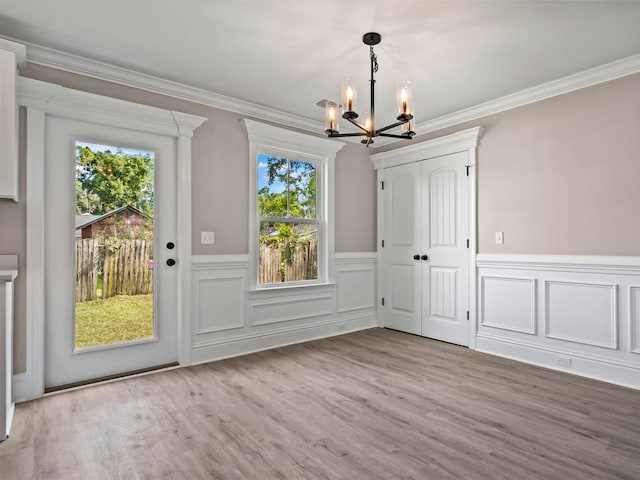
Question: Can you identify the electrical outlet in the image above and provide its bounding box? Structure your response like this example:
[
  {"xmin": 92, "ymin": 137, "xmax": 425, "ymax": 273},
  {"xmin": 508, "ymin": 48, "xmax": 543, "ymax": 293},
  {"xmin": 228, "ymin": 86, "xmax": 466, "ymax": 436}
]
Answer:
[
  {"xmin": 495, "ymin": 231, "xmax": 504, "ymax": 244},
  {"xmin": 555, "ymin": 356, "xmax": 572, "ymax": 368},
  {"xmin": 201, "ymin": 231, "xmax": 215, "ymax": 245}
]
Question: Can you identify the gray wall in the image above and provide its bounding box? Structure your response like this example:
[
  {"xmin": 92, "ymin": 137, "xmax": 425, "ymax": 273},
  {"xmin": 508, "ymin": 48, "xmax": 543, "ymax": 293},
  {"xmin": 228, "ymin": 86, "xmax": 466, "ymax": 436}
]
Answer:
[
  {"xmin": 2, "ymin": 64, "xmax": 377, "ymax": 373},
  {"xmin": 2, "ymin": 64, "xmax": 639, "ymax": 374},
  {"xmin": 375, "ymin": 72, "xmax": 640, "ymax": 255}
]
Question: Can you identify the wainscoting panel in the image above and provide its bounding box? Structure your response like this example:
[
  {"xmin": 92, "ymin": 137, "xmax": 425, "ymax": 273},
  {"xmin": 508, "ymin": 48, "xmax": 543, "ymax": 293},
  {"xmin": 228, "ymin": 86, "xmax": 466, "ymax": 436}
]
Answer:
[
  {"xmin": 190, "ymin": 253, "xmax": 377, "ymax": 365},
  {"xmin": 630, "ymin": 286, "xmax": 640, "ymax": 354},
  {"xmin": 476, "ymin": 254, "xmax": 640, "ymax": 390},
  {"xmin": 336, "ymin": 266, "xmax": 376, "ymax": 313},
  {"xmin": 194, "ymin": 275, "xmax": 245, "ymax": 334},
  {"xmin": 480, "ymin": 276, "xmax": 536, "ymax": 334},
  {"xmin": 251, "ymin": 293, "xmax": 334, "ymax": 326},
  {"xmin": 545, "ymin": 281, "xmax": 617, "ymax": 349}
]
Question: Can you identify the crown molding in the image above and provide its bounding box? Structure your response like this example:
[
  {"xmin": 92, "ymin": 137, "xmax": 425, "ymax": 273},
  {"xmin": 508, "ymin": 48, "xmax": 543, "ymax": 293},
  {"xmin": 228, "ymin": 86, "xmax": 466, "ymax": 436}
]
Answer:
[
  {"xmin": 370, "ymin": 126, "xmax": 483, "ymax": 169},
  {"xmin": 19, "ymin": 39, "xmax": 324, "ymax": 135},
  {"xmin": 9, "ymin": 36, "xmax": 640, "ymax": 146},
  {"xmin": 412, "ymin": 53, "xmax": 640, "ymax": 138}
]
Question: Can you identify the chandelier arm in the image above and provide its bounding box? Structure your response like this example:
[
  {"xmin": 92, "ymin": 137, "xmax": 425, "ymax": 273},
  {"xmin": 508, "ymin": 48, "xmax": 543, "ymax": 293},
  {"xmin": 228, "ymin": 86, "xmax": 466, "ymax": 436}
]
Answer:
[
  {"xmin": 378, "ymin": 132, "xmax": 416, "ymax": 139},
  {"xmin": 346, "ymin": 117, "xmax": 370, "ymax": 133},
  {"xmin": 375, "ymin": 120, "xmax": 409, "ymax": 134},
  {"xmin": 327, "ymin": 132, "xmax": 365, "ymax": 138}
]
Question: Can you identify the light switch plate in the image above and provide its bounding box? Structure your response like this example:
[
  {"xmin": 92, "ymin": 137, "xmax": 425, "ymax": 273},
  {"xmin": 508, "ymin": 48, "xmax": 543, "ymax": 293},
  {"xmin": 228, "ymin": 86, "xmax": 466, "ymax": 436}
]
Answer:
[
  {"xmin": 495, "ymin": 232, "xmax": 504, "ymax": 244},
  {"xmin": 201, "ymin": 231, "xmax": 215, "ymax": 245}
]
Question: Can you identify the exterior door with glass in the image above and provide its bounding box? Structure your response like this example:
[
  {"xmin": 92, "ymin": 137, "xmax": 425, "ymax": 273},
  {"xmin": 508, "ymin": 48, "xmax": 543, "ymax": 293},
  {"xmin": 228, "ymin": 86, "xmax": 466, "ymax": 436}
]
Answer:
[{"xmin": 44, "ymin": 116, "xmax": 178, "ymax": 389}]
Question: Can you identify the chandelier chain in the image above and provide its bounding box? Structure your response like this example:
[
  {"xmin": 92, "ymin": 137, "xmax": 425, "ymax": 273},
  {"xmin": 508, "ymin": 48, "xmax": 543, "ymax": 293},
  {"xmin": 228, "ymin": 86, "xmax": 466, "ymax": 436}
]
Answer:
[{"xmin": 369, "ymin": 45, "xmax": 379, "ymax": 73}]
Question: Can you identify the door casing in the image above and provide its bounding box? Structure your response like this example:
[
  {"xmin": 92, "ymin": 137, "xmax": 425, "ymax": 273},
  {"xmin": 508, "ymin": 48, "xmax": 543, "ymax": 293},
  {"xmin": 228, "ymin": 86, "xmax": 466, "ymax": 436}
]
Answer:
[
  {"xmin": 18, "ymin": 77, "xmax": 206, "ymax": 401},
  {"xmin": 371, "ymin": 127, "xmax": 483, "ymax": 349}
]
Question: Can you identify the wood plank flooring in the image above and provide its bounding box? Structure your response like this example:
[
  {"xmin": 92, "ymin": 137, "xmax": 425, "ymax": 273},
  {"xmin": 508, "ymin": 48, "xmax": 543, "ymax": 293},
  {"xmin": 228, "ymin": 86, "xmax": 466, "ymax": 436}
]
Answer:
[{"xmin": 1, "ymin": 328, "xmax": 640, "ymax": 479}]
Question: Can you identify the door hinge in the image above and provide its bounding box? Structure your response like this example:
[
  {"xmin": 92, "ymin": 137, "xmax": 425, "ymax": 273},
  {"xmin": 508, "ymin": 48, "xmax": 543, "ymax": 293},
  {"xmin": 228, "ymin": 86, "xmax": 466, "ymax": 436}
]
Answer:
[
  {"xmin": 381, "ymin": 240, "xmax": 385, "ymax": 248},
  {"xmin": 465, "ymin": 165, "xmax": 470, "ymax": 176},
  {"xmin": 466, "ymin": 239, "xmax": 469, "ymax": 249},
  {"xmin": 380, "ymin": 181, "xmax": 385, "ymax": 190},
  {"xmin": 381, "ymin": 297, "xmax": 385, "ymax": 306},
  {"xmin": 466, "ymin": 310, "xmax": 470, "ymax": 321}
]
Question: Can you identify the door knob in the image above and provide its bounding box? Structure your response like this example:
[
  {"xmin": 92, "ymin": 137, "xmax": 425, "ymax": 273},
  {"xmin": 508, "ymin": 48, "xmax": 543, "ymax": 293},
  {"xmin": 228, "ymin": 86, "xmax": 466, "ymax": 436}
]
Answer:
[
  {"xmin": 166, "ymin": 258, "xmax": 176, "ymax": 267},
  {"xmin": 413, "ymin": 254, "xmax": 420, "ymax": 260},
  {"xmin": 166, "ymin": 242, "xmax": 175, "ymax": 250},
  {"xmin": 421, "ymin": 254, "xmax": 429, "ymax": 261}
]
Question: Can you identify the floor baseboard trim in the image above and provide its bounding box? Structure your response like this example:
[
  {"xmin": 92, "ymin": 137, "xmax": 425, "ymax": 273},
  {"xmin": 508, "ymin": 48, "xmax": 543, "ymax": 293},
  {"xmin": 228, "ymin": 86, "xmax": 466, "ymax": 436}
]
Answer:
[
  {"xmin": 476, "ymin": 334, "xmax": 640, "ymax": 390},
  {"xmin": 190, "ymin": 315, "xmax": 377, "ymax": 366}
]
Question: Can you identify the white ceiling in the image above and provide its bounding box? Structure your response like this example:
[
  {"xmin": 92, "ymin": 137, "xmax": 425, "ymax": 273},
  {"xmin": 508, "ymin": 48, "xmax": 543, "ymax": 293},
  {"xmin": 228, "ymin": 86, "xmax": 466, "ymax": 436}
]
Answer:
[{"xmin": 1, "ymin": 1, "xmax": 640, "ymax": 136}]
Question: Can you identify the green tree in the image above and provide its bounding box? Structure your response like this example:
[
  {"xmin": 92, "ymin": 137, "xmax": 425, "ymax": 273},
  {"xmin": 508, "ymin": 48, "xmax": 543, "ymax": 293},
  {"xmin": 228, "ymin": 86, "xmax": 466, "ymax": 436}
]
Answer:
[
  {"xmin": 75, "ymin": 146, "xmax": 154, "ymax": 217},
  {"xmin": 258, "ymin": 157, "xmax": 316, "ymax": 219}
]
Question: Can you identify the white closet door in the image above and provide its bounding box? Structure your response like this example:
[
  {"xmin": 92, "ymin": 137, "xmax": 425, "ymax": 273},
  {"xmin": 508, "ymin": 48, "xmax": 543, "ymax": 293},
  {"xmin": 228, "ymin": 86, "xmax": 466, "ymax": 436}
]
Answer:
[
  {"xmin": 382, "ymin": 162, "xmax": 422, "ymax": 335},
  {"xmin": 421, "ymin": 151, "xmax": 469, "ymax": 346}
]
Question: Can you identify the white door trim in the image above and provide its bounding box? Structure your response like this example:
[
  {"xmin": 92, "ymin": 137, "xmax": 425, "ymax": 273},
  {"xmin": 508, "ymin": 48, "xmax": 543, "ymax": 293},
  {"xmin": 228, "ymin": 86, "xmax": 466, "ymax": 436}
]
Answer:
[
  {"xmin": 16, "ymin": 77, "xmax": 206, "ymax": 402},
  {"xmin": 371, "ymin": 126, "xmax": 483, "ymax": 349}
]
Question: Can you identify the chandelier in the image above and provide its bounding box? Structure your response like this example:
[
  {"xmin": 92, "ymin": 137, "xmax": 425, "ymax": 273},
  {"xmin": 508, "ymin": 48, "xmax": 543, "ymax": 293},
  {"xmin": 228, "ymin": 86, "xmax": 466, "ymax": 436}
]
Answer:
[{"xmin": 324, "ymin": 32, "xmax": 415, "ymax": 146}]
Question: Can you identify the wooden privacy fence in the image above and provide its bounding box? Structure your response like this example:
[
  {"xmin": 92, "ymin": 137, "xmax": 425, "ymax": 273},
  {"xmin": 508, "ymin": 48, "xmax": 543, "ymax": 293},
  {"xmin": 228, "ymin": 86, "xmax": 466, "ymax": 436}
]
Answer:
[
  {"xmin": 76, "ymin": 239, "xmax": 100, "ymax": 302},
  {"xmin": 260, "ymin": 239, "xmax": 317, "ymax": 284},
  {"xmin": 75, "ymin": 239, "xmax": 153, "ymax": 302}
]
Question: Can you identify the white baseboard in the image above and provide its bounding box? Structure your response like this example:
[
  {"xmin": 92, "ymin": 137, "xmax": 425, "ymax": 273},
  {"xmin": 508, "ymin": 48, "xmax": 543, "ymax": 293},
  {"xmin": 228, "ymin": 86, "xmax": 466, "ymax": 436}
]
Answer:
[
  {"xmin": 476, "ymin": 333, "xmax": 640, "ymax": 390},
  {"xmin": 11, "ymin": 372, "xmax": 27, "ymax": 405},
  {"xmin": 190, "ymin": 313, "xmax": 377, "ymax": 365}
]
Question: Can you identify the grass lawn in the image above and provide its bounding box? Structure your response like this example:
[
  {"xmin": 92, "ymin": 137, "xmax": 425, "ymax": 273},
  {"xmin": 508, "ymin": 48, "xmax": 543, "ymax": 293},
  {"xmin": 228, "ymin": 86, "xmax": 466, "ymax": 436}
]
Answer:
[{"xmin": 75, "ymin": 294, "xmax": 153, "ymax": 349}]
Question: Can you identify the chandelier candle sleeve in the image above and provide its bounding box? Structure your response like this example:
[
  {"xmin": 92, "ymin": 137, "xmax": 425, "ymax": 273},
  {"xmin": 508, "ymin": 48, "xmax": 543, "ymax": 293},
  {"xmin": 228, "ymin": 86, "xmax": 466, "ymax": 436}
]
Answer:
[
  {"xmin": 324, "ymin": 101, "xmax": 339, "ymax": 134},
  {"xmin": 341, "ymin": 79, "xmax": 358, "ymax": 117},
  {"xmin": 361, "ymin": 113, "xmax": 372, "ymax": 144},
  {"xmin": 396, "ymin": 81, "xmax": 413, "ymax": 119}
]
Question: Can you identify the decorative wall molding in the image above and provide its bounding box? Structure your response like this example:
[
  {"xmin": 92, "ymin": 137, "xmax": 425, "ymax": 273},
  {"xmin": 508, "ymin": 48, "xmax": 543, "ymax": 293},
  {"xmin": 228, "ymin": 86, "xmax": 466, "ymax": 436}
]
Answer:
[
  {"xmin": 335, "ymin": 254, "xmax": 376, "ymax": 313},
  {"xmin": 477, "ymin": 254, "xmax": 640, "ymax": 390},
  {"xmin": 251, "ymin": 293, "xmax": 334, "ymax": 326},
  {"xmin": 544, "ymin": 281, "xmax": 618, "ymax": 350},
  {"xmin": 477, "ymin": 254, "xmax": 640, "ymax": 276},
  {"xmin": 19, "ymin": 39, "xmax": 325, "ymax": 135},
  {"xmin": 194, "ymin": 275, "xmax": 246, "ymax": 334},
  {"xmin": 10, "ymin": 36, "xmax": 640, "ymax": 147},
  {"xmin": 189, "ymin": 253, "xmax": 377, "ymax": 366},
  {"xmin": 630, "ymin": 287, "xmax": 640, "ymax": 354},
  {"xmin": 480, "ymin": 276, "xmax": 536, "ymax": 335},
  {"xmin": 192, "ymin": 255, "xmax": 249, "ymax": 270}
]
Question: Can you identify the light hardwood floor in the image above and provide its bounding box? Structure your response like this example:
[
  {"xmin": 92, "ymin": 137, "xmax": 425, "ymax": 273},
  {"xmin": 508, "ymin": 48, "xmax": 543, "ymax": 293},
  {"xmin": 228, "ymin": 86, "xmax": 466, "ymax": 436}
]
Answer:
[{"xmin": 1, "ymin": 328, "xmax": 640, "ymax": 479}]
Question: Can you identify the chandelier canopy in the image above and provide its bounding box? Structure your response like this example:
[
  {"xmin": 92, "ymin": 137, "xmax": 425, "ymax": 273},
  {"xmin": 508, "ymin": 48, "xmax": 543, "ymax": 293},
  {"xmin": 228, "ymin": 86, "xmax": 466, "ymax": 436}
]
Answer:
[{"xmin": 324, "ymin": 32, "xmax": 415, "ymax": 146}]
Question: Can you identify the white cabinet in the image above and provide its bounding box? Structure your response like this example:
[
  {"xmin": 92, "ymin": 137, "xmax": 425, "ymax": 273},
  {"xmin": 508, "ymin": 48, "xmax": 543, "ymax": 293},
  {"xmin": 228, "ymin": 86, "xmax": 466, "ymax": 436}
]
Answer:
[
  {"xmin": 0, "ymin": 255, "xmax": 17, "ymax": 441},
  {"xmin": 0, "ymin": 40, "xmax": 26, "ymax": 202}
]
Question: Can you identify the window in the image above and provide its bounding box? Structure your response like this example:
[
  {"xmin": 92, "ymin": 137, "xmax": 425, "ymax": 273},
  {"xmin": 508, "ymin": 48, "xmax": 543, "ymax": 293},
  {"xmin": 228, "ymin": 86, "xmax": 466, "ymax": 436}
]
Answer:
[
  {"xmin": 258, "ymin": 155, "xmax": 318, "ymax": 284},
  {"xmin": 245, "ymin": 120, "xmax": 344, "ymax": 289}
]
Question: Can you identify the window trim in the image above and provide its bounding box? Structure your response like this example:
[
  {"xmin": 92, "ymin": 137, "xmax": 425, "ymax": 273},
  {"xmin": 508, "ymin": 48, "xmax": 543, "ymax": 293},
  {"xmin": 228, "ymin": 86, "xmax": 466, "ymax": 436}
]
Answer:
[{"xmin": 245, "ymin": 120, "xmax": 345, "ymax": 290}]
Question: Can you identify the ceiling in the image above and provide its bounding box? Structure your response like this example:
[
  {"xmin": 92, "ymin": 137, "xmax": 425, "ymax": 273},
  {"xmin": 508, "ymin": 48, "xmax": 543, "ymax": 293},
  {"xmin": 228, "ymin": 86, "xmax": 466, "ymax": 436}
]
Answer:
[{"xmin": 1, "ymin": 1, "xmax": 640, "ymax": 137}]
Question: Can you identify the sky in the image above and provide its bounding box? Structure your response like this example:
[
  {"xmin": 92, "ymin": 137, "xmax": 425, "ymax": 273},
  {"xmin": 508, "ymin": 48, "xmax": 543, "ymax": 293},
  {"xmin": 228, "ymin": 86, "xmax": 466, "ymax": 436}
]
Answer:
[
  {"xmin": 257, "ymin": 153, "xmax": 285, "ymax": 193},
  {"xmin": 76, "ymin": 141, "xmax": 155, "ymax": 160}
]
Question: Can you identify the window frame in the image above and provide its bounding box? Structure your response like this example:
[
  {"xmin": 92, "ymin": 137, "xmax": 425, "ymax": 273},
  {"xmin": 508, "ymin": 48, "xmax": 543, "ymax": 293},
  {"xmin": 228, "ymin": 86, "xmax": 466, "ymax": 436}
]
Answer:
[{"xmin": 245, "ymin": 120, "xmax": 344, "ymax": 290}]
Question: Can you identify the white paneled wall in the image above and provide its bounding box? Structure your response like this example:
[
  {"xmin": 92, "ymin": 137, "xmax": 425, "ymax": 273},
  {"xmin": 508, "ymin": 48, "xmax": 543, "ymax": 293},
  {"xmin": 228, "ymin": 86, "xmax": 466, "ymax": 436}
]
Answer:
[
  {"xmin": 476, "ymin": 254, "xmax": 640, "ymax": 389},
  {"xmin": 189, "ymin": 253, "xmax": 377, "ymax": 364}
]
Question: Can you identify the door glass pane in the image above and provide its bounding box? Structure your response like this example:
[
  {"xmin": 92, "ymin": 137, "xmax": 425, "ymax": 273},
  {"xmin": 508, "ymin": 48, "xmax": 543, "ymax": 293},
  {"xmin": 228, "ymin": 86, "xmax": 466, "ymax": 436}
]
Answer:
[{"xmin": 74, "ymin": 141, "xmax": 155, "ymax": 350}]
